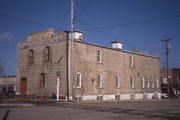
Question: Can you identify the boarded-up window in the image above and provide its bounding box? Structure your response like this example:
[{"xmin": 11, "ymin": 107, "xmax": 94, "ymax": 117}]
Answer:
[
  {"xmin": 28, "ymin": 49, "xmax": 34, "ymax": 65},
  {"xmin": 130, "ymin": 76, "xmax": 135, "ymax": 88},
  {"xmin": 44, "ymin": 46, "xmax": 51, "ymax": 62},
  {"xmin": 97, "ymin": 49, "xmax": 102, "ymax": 63},
  {"xmin": 40, "ymin": 73, "xmax": 45, "ymax": 88},
  {"xmin": 115, "ymin": 75, "xmax": 120, "ymax": 88},
  {"xmin": 76, "ymin": 72, "xmax": 81, "ymax": 88},
  {"xmin": 98, "ymin": 74, "xmax": 102, "ymax": 88}
]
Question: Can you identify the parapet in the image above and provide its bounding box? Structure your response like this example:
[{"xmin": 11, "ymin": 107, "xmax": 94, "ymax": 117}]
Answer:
[{"xmin": 27, "ymin": 28, "xmax": 54, "ymax": 37}]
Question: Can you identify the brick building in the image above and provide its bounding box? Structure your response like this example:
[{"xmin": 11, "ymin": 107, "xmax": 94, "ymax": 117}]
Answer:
[
  {"xmin": 16, "ymin": 28, "xmax": 161, "ymax": 101},
  {"xmin": 160, "ymin": 68, "xmax": 180, "ymax": 94}
]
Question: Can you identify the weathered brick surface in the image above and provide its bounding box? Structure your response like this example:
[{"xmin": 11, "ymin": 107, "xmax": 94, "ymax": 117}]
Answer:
[{"xmin": 16, "ymin": 28, "xmax": 161, "ymax": 100}]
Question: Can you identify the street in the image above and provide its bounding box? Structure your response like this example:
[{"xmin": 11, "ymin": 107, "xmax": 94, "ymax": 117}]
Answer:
[{"xmin": 0, "ymin": 98, "xmax": 180, "ymax": 120}]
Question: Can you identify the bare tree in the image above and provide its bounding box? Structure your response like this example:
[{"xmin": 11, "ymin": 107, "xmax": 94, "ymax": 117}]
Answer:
[{"xmin": 0, "ymin": 60, "xmax": 4, "ymax": 76}]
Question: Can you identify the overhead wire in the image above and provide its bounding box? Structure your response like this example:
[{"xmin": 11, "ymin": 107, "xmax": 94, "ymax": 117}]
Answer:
[
  {"xmin": 76, "ymin": 18, "xmax": 148, "ymax": 51},
  {"xmin": 75, "ymin": 0, "xmax": 94, "ymax": 18},
  {"xmin": 82, "ymin": 15, "xmax": 180, "ymax": 31},
  {"xmin": 0, "ymin": 13, "xmax": 63, "ymax": 31}
]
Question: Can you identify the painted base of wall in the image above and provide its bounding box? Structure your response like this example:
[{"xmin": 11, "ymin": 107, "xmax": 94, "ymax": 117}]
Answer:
[{"xmin": 75, "ymin": 92, "xmax": 161, "ymax": 101}]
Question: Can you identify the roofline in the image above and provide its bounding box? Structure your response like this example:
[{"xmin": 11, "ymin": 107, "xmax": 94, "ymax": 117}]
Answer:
[
  {"xmin": 74, "ymin": 40, "xmax": 159, "ymax": 59},
  {"xmin": 64, "ymin": 30, "xmax": 83, "ymax": 33}
]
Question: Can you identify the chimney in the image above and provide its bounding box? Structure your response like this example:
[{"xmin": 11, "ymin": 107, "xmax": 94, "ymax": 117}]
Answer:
[
  {"xmin": 132, "ymin": 47, "xmax": 137, "ymax": 52},
  {"xmin": 67, "ymin": 31, "xmax": 83, "ymax": 41},
  {"xmin": 111, "ymin": 41, "xmax": 122, "ymax": 49}
]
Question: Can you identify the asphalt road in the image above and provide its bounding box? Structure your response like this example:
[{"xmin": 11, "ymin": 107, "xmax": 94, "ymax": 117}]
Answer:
[{"xmin": 0, "ymin": 98, "xmax": 180, "ymax": 120}]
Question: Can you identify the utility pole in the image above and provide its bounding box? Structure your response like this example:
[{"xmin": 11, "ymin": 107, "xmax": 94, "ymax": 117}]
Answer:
[
  {"xmin": 161, "ymin": 38, "xmax": 172, "ymax": 97},
  {"xmin": 67, "ymin": 0, "xmax": 74, "ymax": 101}
]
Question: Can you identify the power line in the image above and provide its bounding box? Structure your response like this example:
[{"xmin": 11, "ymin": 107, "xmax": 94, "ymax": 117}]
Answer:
[
  {"xmin": 161, "ymin": 38, "xmax": 173, "ymax": 97},
  {"xmin": 0, "ymin": 13, "xmax": 63, "ymax": 30},
  {"xmin": 75, "ymin": 0, "xmax": 94, "ymax": 18},
  {"xmin": 76, "ymin": 18, "xmax": 149, "ymax": 51},
  {"xmin": 82, "ymin": 15, "xmax": 180, "ymax": 31}
]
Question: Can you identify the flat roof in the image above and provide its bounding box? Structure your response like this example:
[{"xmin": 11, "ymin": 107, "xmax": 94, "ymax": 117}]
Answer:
[{"xmin": 75, "ymin": 40, "xmax": 159, "ymax": 59}]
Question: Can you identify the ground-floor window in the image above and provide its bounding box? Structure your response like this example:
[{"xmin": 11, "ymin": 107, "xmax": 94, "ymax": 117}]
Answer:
[
  {"xmin": 76, "ymin": 72, "xmax": 81, "ymax": 88},
  {"xmin": 98, "ymin": 74, "xmax": 103, "ymax": 88},
  {"xmin": 40, "ymin": 73, "xmax": 45, "ymax": 88},
  {"xmin": 130, "ymin": 76, "xmax": 135, "ymax": 88}
]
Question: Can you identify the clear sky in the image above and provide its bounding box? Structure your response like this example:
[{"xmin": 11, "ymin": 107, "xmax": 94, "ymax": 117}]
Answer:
[{"xmin": 0, "ymin": 0, "xmax": 180, "ymax": 76}]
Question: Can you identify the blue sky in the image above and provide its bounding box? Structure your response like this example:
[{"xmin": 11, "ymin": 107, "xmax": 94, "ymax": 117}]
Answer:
[{"xmin": 0, "ymin": 0, "xmax": 180, "ymax": 75}]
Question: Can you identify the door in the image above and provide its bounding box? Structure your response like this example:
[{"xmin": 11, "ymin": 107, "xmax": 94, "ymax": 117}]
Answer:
[{"xmin": 20, "ymin": 77, "xmax": 27, "ymax": 94}]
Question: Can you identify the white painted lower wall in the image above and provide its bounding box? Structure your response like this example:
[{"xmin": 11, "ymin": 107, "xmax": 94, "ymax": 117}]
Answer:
[
  {"xmin": 147, "ymin": 93, "xmax": 155, "ymax": 99},
  {"xmin": 76, "ymin": 92, "xmax": 161, "ymax": 101},
  {"xmin": 82, "ymin": 95, "xmax": 97, "ymax": 101},
  {"xmin": 134, "ymin": 93, "xmax": 143, "ymax": 99},
  {"xmin": 120, "ymin": 94, "xmax": 130, "ymax": 100},
  {"xmin": 103, "ymin": 94, "xmax": 115, "ymax": 101}
]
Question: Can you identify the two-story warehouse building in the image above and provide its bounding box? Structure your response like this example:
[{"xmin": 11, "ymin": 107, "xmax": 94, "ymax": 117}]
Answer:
[{"xmin": 16, "ymin": 28, "xmax": 161, "ymax": 101}]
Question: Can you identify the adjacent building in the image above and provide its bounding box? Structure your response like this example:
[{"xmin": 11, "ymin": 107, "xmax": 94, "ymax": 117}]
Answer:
[
  {"xmin": 160, "ymin": 68, "xmax": 180, "ymax": 95},
  {"xmin": 0, "ymin": 75, "xmax": 16, "ymax": 91},
  {"xmin": 16, "ymin": 28, "xmax": 161, "ymax": 101}
]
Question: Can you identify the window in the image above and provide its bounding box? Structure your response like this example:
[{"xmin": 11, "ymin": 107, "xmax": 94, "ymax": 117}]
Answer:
[
  {"xmin": 115, "ymin": 95, "xmax": 120, "ymax": 100},
  {"xmin": 76, "ymin": 72, "xmax": 81, "ymax": 88},
  {"xmin": 97, "ymin": 49, "xmax": 102, "ymax": 63},
  {"xmin": 130, "ymin": 76, "xmax": 135, "ymax": 88},
  {"xmin": 156, "ymin": 77, "xmax": 159, "ymax": 88},
  {"xmin": 130, "ymin": 55, "xmax": 134, "ymax": 67},
  {"xmin": 40, "ymin": 73, "xmax": 45, "ymax": 88},
  {"xmin": 141, "ymin": 77, "xmax": 145, "ymax": 88},
  {"xmin": 152, "ymin": 81, "xmax": 154, "ymax": 88},
  {"xmin": 44, "ymin": 46, "xmax": 51, "ymax": 62},
  {"xmin": 147, "ymin": 81, "xmax": 150, "ymax": 88},
  {"xmin": 115, "ymin": 75, "xmax": 120, "ymax": 88},
  {"xmin": 28, "ymin": 49, "xmax": 34, "ymax": 65},
  {"xmin": 98, "ymin": 74, "xmax": 102, "ymax": 88}
]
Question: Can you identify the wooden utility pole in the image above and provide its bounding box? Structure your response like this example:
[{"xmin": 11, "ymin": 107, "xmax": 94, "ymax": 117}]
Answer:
[
  {"xmin": 66, "ymin": 0, "xmax": 74, "ymax": 101},
  {"xmin": 161, "ymin": 38, "xmax": 172, "ymax": 97}
]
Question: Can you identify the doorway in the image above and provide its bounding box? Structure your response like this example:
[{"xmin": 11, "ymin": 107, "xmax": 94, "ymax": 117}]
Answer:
[{"xmin": 20, "ymin": 77, "xmax": 27, "ymax": 94}]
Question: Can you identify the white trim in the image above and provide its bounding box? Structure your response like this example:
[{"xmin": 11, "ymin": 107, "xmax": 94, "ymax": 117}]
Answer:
[
  {"xmin": 130, "ymin": 76, "xmax": 135, "ymax": 88},
  {"xmin": 97, "ymin": 49, "xmax": 102, "ymax": 63},
  {"xmin": 156, "ymin": 77, "xmax": 159, "ymax": 88},
  {"xmin": 147, "ymin": 81, "xmax": 150, "ymax": 88},
  {"xmin": 76, "ymin": 92, "xmax": 161, "ymax": 101},
  {"xmin": 115, "ymin": 75, "xmax": 120, "ymax": 88},
  {"xmin": 76, "ymin": 72, "xmax": 81, "ymax": 88},
  {"xmin": 141, "ymin": 77, "xmax": 145, "ymax": 88},
  {"xmin": 98, "ymin": 74, "xmax": 103, "ymax": 88},
  {"xmin": 130, "ymin": 55, "xmax": 134, "ymax": 67},
  {"xmin": 152, "ymin": 81, "xmax": 155, "ymax": 88}
]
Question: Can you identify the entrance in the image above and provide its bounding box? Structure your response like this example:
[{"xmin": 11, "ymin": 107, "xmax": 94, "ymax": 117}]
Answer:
[{"xmin": 20, "ymin": 77, "xmax": 27, "ymax": 94}]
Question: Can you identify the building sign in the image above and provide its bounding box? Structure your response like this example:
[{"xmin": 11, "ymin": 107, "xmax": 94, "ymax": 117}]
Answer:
[
  {"xmin": 19, "ymin": 62, "xmax": 61, "ymax": 73},
  {"xmin": 163, "ymin": 78, "xmax": 168, "ymax": 84},
  {"xmin": 18, "ymin": 38, "xmax": 66, "ymax": 50}
]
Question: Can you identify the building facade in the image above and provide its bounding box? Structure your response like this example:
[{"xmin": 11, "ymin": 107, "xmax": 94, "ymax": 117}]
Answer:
[
  {"xmin": 16, "ymin": 28, "xmax": 161, "ymax": 101},
  {"xmin": 160, "ymin": 68, "xmax": 180, "ymax": 95}
]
